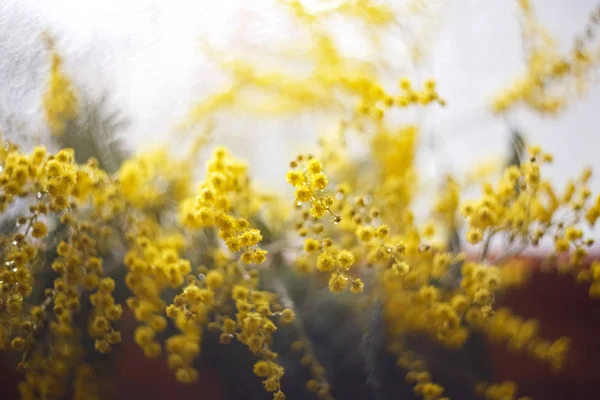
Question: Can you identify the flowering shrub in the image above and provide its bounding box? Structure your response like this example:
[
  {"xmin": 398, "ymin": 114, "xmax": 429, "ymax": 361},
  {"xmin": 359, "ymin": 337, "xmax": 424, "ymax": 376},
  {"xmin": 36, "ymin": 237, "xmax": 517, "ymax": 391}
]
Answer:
[{"xmin": 1, "ymin": 1, "xmax": 600, "ymax": 400}]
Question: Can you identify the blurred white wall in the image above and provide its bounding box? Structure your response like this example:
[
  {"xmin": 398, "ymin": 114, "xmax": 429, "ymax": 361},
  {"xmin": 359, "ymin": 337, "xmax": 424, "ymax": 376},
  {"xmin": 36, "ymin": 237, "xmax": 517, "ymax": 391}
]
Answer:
[{"xmin": 1, "ymin": 0, "xmax": 599, "ymax": 201}]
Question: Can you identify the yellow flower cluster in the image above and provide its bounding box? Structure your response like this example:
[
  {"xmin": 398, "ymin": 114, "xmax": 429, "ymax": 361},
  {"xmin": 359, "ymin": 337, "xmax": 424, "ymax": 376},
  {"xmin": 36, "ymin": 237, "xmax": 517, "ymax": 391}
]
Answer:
[
  {"xmin": 72, "ymin": 364, "xmax": 103, "ymax": 400},
  {"xmin": 180, "ymin": 147, "xmax": 267, "ymax": 264},
  {"xmin": 119, "ymin": 149, "xmax": 192, "ymax": 209},
  {"xmin": 290, "ymin": 339, "xmax": 332, "ymax": 399},
  {"xmin": 186, "ymin": 0, "xmax": 442, "ymax": 125},
  {"xmin": 355, "ymin": 78, "xmax": 444, "ymax": 121},
  {"xmin": 235, "ymin": 287, "xmax": 291, "ymax": 398},
  {"xmin": 384, "ymin": 264, "xmax": 470, "ymax": 350},
  {"xmin": 287, "ymin": 155, "xmax": 332, "ymax": 213},
  {"xmin": 284, "ymin": 0, "xmax": 396, "ymax": 26},
  {"xmin": 461, "ymin": 146, "xmax": 595, "ymax": 266},
  {"xmin": 0, "ymin": 145, "xmax": 101, "ymax": 207},
  {"xmin": 396, "ymin": 351, "xmax": 447, "ymax": 400},
  {"xmin": 89, "ymin": 278, "xmax": 123, "ymax": 353},
  {"xmin": 0, "ymin": 136, "xmax": 288, "ymax": 396},
  {"xmin": 287, "ymin": 155, "xmax": 366, "ymax": 293},
  {"xmin": 369, "ymin": 125, "xmax": 418, "ymax": 228},
  {"xmin": 481, "ymin": 308, "xmax": 569, "ymax": 371},
  {"xmin": 493, "ymin": 1, "xmax": 600, "ymax": 114},
  {"xmin": 590, "ymin": 260, "xmax": 600, "ymax": 298},
  {"xmin": 433, "ymin": 176, "xmax": 461, "ymax": 229},
  {"xmin": 253, "ymin": 360, "xmax": 285, "ymax": 399},
  {"xmin": 126, "ymin": 232, "xmax": 190, "ymax": 359},
  {"xmin": 373, "ymin": 144, "xmax": 598, "ymax": 400},
  {"xmin": 42, "ymin": 39, "xmax": 79, "ymax": 136},
  {"xmin": 164, "ymin": 277, "xmax": 212, "ymax": 382},
  {"xmin": 475, "ymin": 380, "xmax": 528, "ymax": 400},
  {"xmin": 0, "ymin": 141, "xmax": 123, "ymax": 399},
  {"xmin": 54, "ymin": 230, "xmax": 121, "ymax": 355}
]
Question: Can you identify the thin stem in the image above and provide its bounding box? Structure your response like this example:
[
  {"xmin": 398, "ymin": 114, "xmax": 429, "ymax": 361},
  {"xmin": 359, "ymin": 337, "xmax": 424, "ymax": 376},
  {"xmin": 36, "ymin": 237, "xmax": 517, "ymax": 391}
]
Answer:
[
  {"xmin": 478, "ymin": 230, "xmax": 495, "ymax": 263},
  {"xmin": 490, "ymin": 242, "xmax": 527, "ymax": 265}
]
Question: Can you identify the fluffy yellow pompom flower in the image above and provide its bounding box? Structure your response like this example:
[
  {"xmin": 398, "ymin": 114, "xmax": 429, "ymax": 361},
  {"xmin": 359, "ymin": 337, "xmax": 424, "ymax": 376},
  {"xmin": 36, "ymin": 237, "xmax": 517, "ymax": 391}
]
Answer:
[{"xmin": 31, "ymin": 221, "xmax": 49, "ymax": 239}]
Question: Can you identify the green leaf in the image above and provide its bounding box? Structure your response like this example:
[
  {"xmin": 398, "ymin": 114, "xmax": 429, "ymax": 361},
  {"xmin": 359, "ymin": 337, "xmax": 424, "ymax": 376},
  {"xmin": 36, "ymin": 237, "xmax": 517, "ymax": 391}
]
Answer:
[{"xmin": 60, "ymin": 92, "xmax": 129, "ymax": 173}]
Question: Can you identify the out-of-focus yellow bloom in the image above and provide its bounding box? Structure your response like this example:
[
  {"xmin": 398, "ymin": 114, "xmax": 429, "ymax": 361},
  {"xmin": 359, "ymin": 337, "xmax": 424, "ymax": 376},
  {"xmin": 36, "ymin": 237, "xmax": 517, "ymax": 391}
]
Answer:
[{"xmin": 42, "ymin": 39, "xmax": 79, "ymax": 136}]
